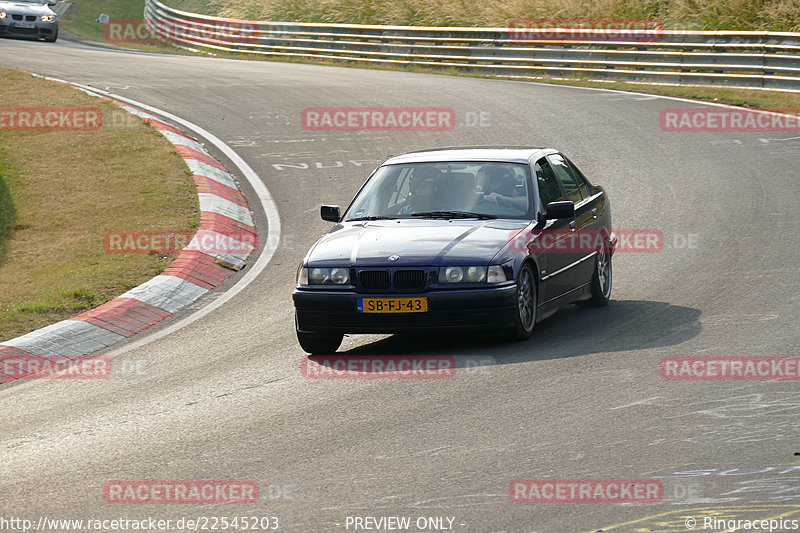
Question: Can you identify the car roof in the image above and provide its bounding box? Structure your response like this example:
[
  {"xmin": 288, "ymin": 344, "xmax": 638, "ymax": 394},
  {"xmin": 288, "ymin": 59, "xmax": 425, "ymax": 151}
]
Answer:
[{"xmin": 382, "ymin": 147, "xmax": 558, "ymax": 165}]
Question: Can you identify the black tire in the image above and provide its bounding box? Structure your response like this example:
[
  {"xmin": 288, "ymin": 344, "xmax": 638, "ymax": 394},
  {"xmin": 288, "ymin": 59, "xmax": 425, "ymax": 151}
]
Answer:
[
  {"xmin": 506, "ymin": 262, "xmax": 537, "ymax": 341},
  {"xmin": 580, "ymin": 247, "xmax": 612, "ymax": 307},
  {"xmin": 296, "ymin": 330, "xmax": 343, "ymax": 355}
]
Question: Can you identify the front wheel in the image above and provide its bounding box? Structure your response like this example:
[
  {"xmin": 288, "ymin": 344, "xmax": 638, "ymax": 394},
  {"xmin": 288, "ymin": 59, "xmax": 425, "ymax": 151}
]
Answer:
[
  {"xmin": 581, "ymin": 247, "xmax": 612, "ymax": 307},
  {"xmin": 506, "ymin": 263, "xmax": 536, "ymax": 341},
  {"xmin": 296, "ymin": 330, "xmax": 343, "ymax": 355}
]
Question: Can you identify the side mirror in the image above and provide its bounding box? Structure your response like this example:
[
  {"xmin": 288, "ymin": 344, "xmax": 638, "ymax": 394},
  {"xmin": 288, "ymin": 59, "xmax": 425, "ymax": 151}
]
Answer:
[
  {"xmin": 546, "ymin": 201, "xmax": 575, "ymax": 219},
  {"xmin": 47, "ymin": 0, "xmax": 56, "ymax": 6},
  {"xmin": 320, "ymin": 205, "xmax": 340, "ymax": 222}
]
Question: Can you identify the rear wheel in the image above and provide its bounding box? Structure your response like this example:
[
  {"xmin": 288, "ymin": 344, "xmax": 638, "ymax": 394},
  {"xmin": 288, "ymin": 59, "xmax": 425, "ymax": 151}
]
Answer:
[{"xmin": 506, "ymin": 263, "xmax": 536, "ymax": 341}]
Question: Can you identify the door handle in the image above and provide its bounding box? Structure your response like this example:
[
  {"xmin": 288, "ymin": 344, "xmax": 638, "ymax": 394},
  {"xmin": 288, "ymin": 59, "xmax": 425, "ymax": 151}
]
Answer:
[
  {"xmin": 569, "ymin": 220, "xmax": 576, "ymax": 231},
  {"xmin": 592, "ymin": 208, "xmax": 598, "ymax": 219}
]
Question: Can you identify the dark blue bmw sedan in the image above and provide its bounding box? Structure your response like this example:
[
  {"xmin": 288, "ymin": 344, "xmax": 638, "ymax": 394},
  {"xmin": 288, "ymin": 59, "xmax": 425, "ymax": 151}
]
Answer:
[{"xmin": 293, "ymin": 148, "xmax": 617, "ymax": 354}]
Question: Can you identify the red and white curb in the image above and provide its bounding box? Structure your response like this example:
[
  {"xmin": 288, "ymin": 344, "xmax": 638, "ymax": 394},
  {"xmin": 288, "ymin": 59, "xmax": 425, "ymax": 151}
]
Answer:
[{"xmin": 0, "ymin": 86, "xmax": 258, "ymax": 382}]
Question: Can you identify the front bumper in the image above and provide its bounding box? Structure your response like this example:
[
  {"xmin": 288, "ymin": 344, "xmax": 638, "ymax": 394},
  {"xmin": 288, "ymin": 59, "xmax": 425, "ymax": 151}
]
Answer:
[
  {"xmin": 293, "ymin": 284, "xmax": 518, "ymax": 334},
  {"xmin": 0, "ymin": 22, "xmax": 57, "ymax": 39}
]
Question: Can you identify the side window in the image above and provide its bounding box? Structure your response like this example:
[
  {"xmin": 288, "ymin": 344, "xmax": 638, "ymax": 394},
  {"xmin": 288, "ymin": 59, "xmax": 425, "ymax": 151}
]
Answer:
[
  {"xmin": 548, "ymin": 153, "xmax": 584, "ymax": 204},
  {"xmin": 564, "ymin": 156, "xmax": 593, "ymax": 198},
  {"xmin": 534, "ymin": 158, "xmax": 564, "ymax": 210}
]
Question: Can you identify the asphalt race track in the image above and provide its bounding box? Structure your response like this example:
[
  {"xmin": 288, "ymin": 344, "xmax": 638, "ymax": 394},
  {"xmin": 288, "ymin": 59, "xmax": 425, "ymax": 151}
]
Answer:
[{"xmin": 1, "ymin": 35, "xmax": 799, "ymax": 533}]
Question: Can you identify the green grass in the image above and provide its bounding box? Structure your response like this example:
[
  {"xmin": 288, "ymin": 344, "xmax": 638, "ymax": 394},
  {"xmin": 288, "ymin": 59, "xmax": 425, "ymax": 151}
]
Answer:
[
  {"xmin": 0, "ymin": 67, "xmax": 199, "ymax": 342},
  {"xmin": 62, "ymin": 0, "xmax": 181, "ymax": 51},
  {"xmin": 63, "ymin": 0, "xmax": 144, "ymax": 40},
  {"xmin": 14, "ymin": 287, "xmax": 106, "ymax": 314},
  {"xmin": 0, "ymin": 155, "xmax": 18, "ymax": 267}
]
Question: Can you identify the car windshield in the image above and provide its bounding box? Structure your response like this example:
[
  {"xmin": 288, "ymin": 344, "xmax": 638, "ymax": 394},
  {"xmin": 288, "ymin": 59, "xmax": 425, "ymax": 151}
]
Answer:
[
  {"xmin": 15, "ymin": 0, "xmax": 49, "ymax": 4},
  {"xmin": 343, "ymin": 162, "xmax": 533, "ymax": 221}
]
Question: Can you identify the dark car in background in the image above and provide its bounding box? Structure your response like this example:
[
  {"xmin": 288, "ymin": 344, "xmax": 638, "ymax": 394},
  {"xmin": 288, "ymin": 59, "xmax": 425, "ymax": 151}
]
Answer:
[
  {"xmin": 0, "ymin": 0, "xmax": 58, "ymax": 42},
  {"xmin": 293, "ymin": 148, "xmax": 617, "ymax": 354}
]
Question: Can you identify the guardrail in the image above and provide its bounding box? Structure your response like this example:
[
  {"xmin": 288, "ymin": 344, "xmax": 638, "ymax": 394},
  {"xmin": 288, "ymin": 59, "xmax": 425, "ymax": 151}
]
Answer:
[{"xmin": 143, "ymin": 0, "xmax": 800, "ymax": 92}]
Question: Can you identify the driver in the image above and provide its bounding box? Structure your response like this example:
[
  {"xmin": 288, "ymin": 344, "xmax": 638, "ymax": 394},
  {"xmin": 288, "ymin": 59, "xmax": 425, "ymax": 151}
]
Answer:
[
  {"xmin": 399, "ymin": 167, "xmax": 440, "ymax": 214},
  {"xmin": 477, "ymin": 166, "xmax": 527, "ymax": 210}
]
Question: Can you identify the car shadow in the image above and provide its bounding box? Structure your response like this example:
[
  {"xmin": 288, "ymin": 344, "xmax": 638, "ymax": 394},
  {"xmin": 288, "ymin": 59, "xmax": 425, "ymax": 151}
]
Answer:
[{"xmin": 328, "ymin": 299, "xmax": 701, "ymax": 369}]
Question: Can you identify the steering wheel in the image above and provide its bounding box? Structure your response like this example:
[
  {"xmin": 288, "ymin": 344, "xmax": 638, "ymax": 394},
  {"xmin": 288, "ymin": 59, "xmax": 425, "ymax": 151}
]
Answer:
[{"xmin": 477, "ymin": 194, "xmax": 528, "ymax": 217}]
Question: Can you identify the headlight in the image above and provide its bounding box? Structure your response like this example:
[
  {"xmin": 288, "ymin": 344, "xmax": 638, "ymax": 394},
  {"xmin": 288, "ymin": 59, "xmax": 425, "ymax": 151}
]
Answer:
[
  {"xmin": 41, "ymin": 15, "xmax": 54, "ymax": 22},
  {"xmin": 300, "ymin": 267, "xmax": 351, "ymax": 285},
  {"xmin": 439, "ymin": 266, "xmax": 487, "ymax": 284},
  {"xmin": 0, "ymin": 12, "xmax": 7, "ymax": 19}
]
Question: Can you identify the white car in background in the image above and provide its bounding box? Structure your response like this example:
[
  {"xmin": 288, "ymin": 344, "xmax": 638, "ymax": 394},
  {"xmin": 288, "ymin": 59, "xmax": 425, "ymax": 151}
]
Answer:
[{"xmin": 0, "ymin": 0, "xmax": 58, "ymax": 42}]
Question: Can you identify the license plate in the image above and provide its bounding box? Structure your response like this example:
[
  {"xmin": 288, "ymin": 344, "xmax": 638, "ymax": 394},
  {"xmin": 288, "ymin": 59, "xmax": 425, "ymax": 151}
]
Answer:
[
  {"xmin": 357, "ymin": 297, "xmax": 428, "ymax": 313},
  {"xmin": 13, "ymin": 22, "xmax": 36, "ymax": 28}
]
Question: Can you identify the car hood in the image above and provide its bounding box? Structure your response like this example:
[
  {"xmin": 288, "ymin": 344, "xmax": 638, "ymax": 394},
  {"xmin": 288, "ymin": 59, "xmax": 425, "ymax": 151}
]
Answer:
[
  {"xmin": 0, "ymin": 2, "xmax": 53, "ymax": 14},
  {"xmin": 306, "ymin": 219, "xmax": 529, "ymax": 267}
]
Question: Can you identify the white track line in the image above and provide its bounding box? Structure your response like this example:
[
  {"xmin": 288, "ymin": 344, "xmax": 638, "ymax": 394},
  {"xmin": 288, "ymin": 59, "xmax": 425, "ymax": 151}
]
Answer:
[{"xmin": 506, "ymin": 78, "xmax": 800, "ymax": 116}]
